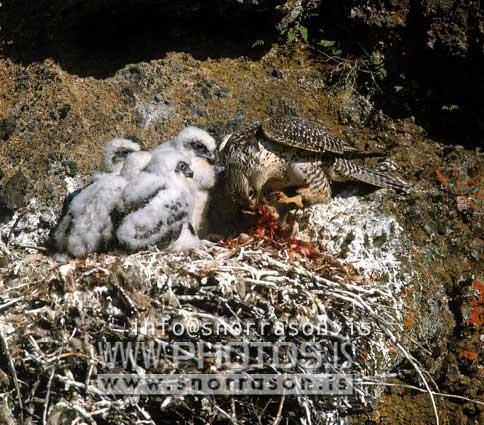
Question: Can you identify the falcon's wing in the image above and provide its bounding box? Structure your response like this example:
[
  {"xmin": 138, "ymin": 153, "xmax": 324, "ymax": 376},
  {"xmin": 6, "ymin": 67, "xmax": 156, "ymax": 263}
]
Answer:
[
  {"xmin": 121, "ymin": 172, "xmax": 167, "ymax": 212},
  {"xmin": 116, "ymin": 184, "xmax": 191, "ymax": 251},
  {"xmin": 261, "ymin": 117, "xmax": 357, "ymax": 154}
]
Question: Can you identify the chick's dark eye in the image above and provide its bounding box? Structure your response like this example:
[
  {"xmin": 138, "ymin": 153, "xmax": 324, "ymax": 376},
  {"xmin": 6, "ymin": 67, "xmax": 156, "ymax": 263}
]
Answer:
[{"xmin": 178, "ymin": 162, "xmax": 187, "ymax": 170}]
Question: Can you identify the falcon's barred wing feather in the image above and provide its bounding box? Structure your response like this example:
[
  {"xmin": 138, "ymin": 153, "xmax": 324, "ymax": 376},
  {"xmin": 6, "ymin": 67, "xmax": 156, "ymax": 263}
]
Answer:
[
  {"xmin": 261, "ymin": 117, "xmax": 357, "ymax": 154},
  {"xmin": 331, "ymin": 158, "xmax": 409, "ymax": 190}
]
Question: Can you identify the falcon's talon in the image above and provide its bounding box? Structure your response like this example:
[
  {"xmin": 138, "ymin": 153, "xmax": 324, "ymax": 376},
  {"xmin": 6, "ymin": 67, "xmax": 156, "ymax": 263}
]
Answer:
[
  {"xmin": 289, "ymin": 220, "xmax": 299, "ymax": 239},
  {"xmin": 277, "ymin": 193, "xmax": 304, "ymax": 209}
]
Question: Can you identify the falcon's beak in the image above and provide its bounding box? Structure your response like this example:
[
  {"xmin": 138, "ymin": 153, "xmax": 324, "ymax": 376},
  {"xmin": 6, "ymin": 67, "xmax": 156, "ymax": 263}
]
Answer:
[
  {"xmin": 243, "ymin": 191, "xmax": 263, "ymax": 212},
  {"xmin": 254, "ymin": 191, "xmax": 264, "ymax": 209},
  {"xmin": 198, "ymin": 151, "xmax": 216, "ymax": 164},
  {"xmin": 240, "ymin": 198, "xmax": 258, "ymax": 214},
  {"xmin": 184, "ymin": 169, "xmax": 194, "ymax": 178}
]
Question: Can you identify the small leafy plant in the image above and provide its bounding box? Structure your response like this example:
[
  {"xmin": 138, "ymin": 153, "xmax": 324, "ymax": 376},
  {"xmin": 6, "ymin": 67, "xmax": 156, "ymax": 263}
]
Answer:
[
  {"xmin": 317, "ymin": 38, "xmax": 342, "ymax": 57},
  {"xmin": 286, "ymin": 22, "xmax": 309, "ymax": 43},
  {"xmin": 251, "ymin": 39, "xmax": 265, "ymax": 48},
  {"xmin": 368, "ymin": 52, "xmax": 387, "ymax": 81}
]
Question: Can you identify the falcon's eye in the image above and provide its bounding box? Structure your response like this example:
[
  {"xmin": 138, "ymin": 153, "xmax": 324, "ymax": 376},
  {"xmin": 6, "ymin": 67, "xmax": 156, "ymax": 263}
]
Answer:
[
  {"xmin": 113, "ymin": 150, "xmax": 130, "ymax": 162},
  {"xmin": 248, "ymin": 188, "xmax": 256, "ymax": 200},
  {"xmin": 192, "ymin": 141, "xmax": 207, "ymax": 153}
]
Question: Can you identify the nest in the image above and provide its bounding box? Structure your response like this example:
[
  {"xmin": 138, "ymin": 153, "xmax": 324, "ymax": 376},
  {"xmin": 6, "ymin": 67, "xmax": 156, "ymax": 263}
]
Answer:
[{"xmin": 0, "ymin": 197, "xmax": 444, "ymax": 425}]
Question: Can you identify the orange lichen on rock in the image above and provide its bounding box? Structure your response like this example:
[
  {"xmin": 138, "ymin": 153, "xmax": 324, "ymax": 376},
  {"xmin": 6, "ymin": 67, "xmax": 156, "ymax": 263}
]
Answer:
[
  {"xmin": 404, "ymin": 310, "xmax": 415, "ymax": 330},
  {"xmin": 465, "ymin": 177, "xmax": 480, "ymax": 187},
  {"xmin": 465, "ymin": 279, "xmax": 484, "ymax": 330},
  {"xmin": 459, "ymin": 350, "xmax": 478, "ymax": 361},
  {"xmin": 435, "ymin": 169, "xmax": 449, "ymax": 186}
]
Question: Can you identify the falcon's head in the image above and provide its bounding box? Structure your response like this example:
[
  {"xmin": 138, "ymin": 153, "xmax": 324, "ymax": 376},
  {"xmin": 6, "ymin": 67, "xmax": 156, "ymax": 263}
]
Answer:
[
  {"xmin": 175, "ymin": 160, "xmax": 194, "ymax": 179},
  {"xmin": 225, "ymin": 166, "xmax": 266, "ymax": 211},
  {"xmin": 103, "ymin": 138, "xmax": 142, "ymax": 173},
  {"xmin": 173, "ymin": 126, "xmax": 216, "ymax": 163},
  {"xmin": 159, "ymin": 149, "xmax": 194, "ymax": 180}
]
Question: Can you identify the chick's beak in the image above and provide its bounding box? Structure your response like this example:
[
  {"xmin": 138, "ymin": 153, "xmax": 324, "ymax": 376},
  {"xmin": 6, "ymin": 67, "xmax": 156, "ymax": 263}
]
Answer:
[
  {"xmin": 199, "ymin": 151, "xmax": 216, "ymax": 164},
  {"xmin": 184, "ymin": 169, "xmax": 194, "ymax": 178}
]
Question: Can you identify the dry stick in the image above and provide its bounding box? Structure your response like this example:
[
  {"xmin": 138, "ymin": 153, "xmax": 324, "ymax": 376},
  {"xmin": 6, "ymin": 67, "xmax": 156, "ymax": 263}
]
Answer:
[
  {"xmin": 42, "ymin": 329, "xmax": 77, "ymax": 425},
  {"xmin": 10, "ymin": 243, "xmax": 48, "ymax": 252},
  {"xmin": 53, "ymin": 401, "xmax": 95, "ymax": 425},
  {"xmin": 54, "ymin": 375, "xmax": 104, "ymax": 396},
  {"xmin": 359, "ymin": 296, "xmax": 441, "ymax": 425},
  {"xmin": 110, "ymin": 277, "xmax": 139, "ymax": 316},
  {"xmin": 231, "ymin": 397, "xmax": 237, "ymax": 423},
  {"xmin": 0, "ymin": 297, "xmax": 23, "ymax": 313},
  {"xmin": 135, "ymin": 403, "xmax": 155, "ymax": 425},
  {"xmin": 364, "ymin": 300, "xmax": 441, "ymax": 424},
  {"xmin": 394, "ymin": 341, "xmax": 440, "ymax": 425},
  {"xmin": 298, "ymin": 395, "xmax": 313, "ymax": 425},
  {"xmin": 213, "ymin": 404, "xmax": 239, "ymax": 425},
  {"xmin": 318, "ymin": 281, "xmax": 441, "ymax": 424},
  {"xmin": 272, "ymin": 395, "xmax": 285, "ymax": 425},
  {"xmin": 42, "ymin": 363, "xmax": 57, "ymax": 425},
  {"xmin": 0, "ymin": 328, "xmax": 23, "ymax": 425},
  {"xmin": 85, "ymin": 344, "xmax": 96, "ymax": 393},
  {"xmin": 355, "ymin": 289, "xmax": 441, "ymax": 424}
]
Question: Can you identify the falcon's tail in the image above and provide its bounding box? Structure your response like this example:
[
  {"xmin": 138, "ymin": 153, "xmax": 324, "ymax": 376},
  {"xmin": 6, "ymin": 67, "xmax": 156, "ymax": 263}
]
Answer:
[{"xmin": 330, "ymin": 158, "xmax": 408, "ymax": 190}]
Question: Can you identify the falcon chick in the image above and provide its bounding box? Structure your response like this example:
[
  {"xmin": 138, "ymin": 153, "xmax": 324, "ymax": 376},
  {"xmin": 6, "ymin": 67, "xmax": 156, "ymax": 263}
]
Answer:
[
  {"xmin": 54, "ymin": 172, "xmax": 128, "ymax": 257},
  {"xmin": 103, "ymin": 138, "xmax": 142, "ymax": 173},
  {"xmin": 219, "ymin": 116, "xmax": 407, "ymax": 210},
  {"xmin": 115, "ymin": 149, "xmax": 199, "ymax": 252},
  {"xmin": 54, "ymin": 138, "xmax": 153, "ymax": 257},
  {"xmin": 55, "ymin": 127, "xmax": 216, "ymax": 257},
  {"xmin": 152, "ymin": 126, "xmax": 217, "ymax": 234}
]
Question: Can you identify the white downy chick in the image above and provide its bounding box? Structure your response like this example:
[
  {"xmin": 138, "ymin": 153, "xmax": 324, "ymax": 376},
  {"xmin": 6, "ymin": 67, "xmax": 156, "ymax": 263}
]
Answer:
[
  {"xmin": 54, "ymin": 173, "xmax": 127, "ymax": 257},
  {"xmin": 152, "ymin": 126, "xmax": 217, "ymax": 234},
  {"xmin": 103, "ymin": 138, "xmax": 142, "ymax": 174},
  {"xmin": 115, "ymin": 148, "xmax": 199, "ymax": 251}
]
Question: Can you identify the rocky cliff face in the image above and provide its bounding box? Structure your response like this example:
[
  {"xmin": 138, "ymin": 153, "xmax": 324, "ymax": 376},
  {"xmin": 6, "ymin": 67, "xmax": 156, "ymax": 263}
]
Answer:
[
  {"xmin": 311, "ymin": 0, "xmax": 484, "ymax": 147},
  {"xmin": 0, "ymin": 1, "xmax": 482, "ymax": 424}
]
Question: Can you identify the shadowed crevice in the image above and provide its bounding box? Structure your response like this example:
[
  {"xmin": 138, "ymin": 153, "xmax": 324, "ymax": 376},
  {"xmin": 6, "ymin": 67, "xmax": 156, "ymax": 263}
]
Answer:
[{"xmin": 1, "ymin": 0, "xmax": 281, "ymax": 78}]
